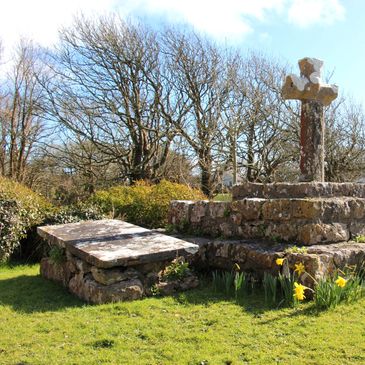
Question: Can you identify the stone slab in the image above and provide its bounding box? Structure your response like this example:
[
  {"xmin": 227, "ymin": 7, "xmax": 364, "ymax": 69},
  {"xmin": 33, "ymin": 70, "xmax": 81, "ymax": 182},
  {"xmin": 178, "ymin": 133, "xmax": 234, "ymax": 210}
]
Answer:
[
  {"xmin": 37, "ymin": 219, "xmax": 199, "ymax": 268},
  {"xmin": 232, "ymin": 182, "xmax": 365, "ymax": 200}
]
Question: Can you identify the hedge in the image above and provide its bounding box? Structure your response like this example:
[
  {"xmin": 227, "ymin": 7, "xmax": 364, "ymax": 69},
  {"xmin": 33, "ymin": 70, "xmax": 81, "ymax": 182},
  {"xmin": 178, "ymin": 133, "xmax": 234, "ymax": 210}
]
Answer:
[
  {"xmin": 0, "ymin": 177, "xmax": 52, "ymax": 262},
  {"xmin": 91, "ymin": 180, "xmax": 205, "ymax": 228}
]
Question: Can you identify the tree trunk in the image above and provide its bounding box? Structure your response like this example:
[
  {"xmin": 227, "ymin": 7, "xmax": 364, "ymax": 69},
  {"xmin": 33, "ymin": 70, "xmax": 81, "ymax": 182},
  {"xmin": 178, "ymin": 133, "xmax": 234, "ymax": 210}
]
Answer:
[{"xmin": 246, "ymin": 121, "xmax": 255, "ymax": 182}]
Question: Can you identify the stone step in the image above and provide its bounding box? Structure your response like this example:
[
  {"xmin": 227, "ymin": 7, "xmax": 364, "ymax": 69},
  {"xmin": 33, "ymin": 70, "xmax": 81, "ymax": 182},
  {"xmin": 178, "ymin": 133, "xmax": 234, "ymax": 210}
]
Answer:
[
  {"xmin": 232, "ymin": 182, "xmax": 365, "ymax": 200},
  {"xmin": 169, "ymin": 198, "xmax": 365, "ymax": 245},
  {"xmin": 38, "ymin": 219, "xmax": 199, "ymax": 268},
  {"xmin": 181, "ymin": 236, "xmax": 365, "ymax": 288}
]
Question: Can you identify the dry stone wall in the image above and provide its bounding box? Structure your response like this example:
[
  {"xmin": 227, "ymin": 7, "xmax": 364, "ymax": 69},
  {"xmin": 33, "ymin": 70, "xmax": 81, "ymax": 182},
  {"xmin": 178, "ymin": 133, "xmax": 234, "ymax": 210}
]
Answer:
[{"xmin": 169, "ymin": 196, "xmax": 365, "ymax": 245}]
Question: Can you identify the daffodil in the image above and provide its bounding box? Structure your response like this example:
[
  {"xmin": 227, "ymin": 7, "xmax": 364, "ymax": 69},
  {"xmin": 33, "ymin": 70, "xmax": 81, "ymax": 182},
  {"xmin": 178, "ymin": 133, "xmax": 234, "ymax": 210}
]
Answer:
[
  {"xmin": 276, "ymin": 258, "xmax": 285, "ymax": 266},
  {"xmin": 335, "ymin": 276, "xmax": 347, "ymax": 288},
  {"xmin": 293, "ymin": 282, "xmax": 306, "ymax": 301},
  {"xmin": 294, "ymin": 262, "xmax": 305, "ymax": 276}
]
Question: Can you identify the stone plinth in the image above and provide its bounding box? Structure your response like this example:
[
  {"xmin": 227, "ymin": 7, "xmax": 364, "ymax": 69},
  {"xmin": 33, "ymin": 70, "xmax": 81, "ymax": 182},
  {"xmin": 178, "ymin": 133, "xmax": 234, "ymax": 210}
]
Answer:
[
  {"xmin": 169, "ymin": 196, "xmax": 365, "ymax": 245},
  {"xmin": 232, "ymin": 182, "xmax": 365, "ymax": 200},
  {"xmin": 38, "ymin": 220, "xmax": 199, "ymax": 304},
  {"xmin": 184, "ymin": 236, "xmax": 365, "ymax": 289}
]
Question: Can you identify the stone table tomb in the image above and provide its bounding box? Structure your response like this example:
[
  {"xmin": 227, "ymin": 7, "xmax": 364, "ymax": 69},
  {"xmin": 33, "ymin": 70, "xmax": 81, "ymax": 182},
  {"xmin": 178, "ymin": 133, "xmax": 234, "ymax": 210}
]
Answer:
[{"xmin": 38, "ymin": 219, "xmax": 199, "ymax": 304}]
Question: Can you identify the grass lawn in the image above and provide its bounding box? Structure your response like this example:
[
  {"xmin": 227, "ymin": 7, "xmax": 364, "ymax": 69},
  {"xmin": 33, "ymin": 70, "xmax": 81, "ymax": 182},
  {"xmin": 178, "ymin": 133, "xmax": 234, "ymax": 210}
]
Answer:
[
  {"xmin": 213, "ymin": 194, "xmax": 232, "ymax": 202},
  {"xmin": 1, "ymin": 264, "xmax": 365, "ymax": 365}
]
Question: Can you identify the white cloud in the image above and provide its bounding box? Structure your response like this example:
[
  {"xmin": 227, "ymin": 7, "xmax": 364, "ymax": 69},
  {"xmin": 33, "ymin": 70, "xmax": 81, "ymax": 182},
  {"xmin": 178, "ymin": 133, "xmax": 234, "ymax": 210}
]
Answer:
[
  {"xmin": 0, "ymin": 0, "xmax": 346, "ymax": 61},
  {"xmin": 0, "ymin": 0, "xmax": 115, "ymax": 62},
  {"xmin": 287, "ymin": 0, "xmax": 345, "ymax": 27},
  {"xmin": 117, "ymin": 0, "xmax": 286, "ymax": 40}
]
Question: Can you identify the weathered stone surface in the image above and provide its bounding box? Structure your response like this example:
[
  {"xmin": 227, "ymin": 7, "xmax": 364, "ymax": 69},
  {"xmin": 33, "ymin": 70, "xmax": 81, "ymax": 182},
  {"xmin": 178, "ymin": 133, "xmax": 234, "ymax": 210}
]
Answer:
[
  {"xmin": 168, "ymin": 200, "xmax": 195, "ymax": 226},
  {"xmin": 170, "ymin": 196, "xmax": 365, "ymax": 245},
  {"xmin": 38, "ymin": 220, "xmax": 199, "ymax": 268},
  {"xmin": 66, "ymin": 251, "xmax": 91, "ymax": 274},
  {"xmin": 231, "ymin": 199, "xmax": 264, "ymax": 220},
  {"xmin": 298, "ymin": 223, "xmax": 349, "ymax": 245},
  {"xmin": 69, "ymin": 273, "xmax": 144, "ymax": 304},
  {"xmin": 282, "ymin": 58, "xmax": 337, "ymax": 182},
  {"xmin": 190, "ymin": 201, "xmax": 209, "ymax": 223},
  {"xmin": 282, "ymin": 57, "xmax": 338, "ymax": 106},
  {"xmin": 349, "ymin": 222, "xmax": 365, "ymax": 237},
  {"xmin": 91, "ymin": 267, "xmax": 140, "ymax": 286},
  {"xmin": 262, "ymin": 200, "xmax": 292, "ymax": 221},
  {"xmin": 232, "ymin": 182, "xmax": 365, "ymax": 200},
  {"xmin": 208, "ymin": 201, "xmax": 231, "ymax": 219},
  {"xmin": 40, "ymin": 258, "xmax": 72, "ymax": 286},
  {"xmin": 193, "ymin": 237, "xmax": 283, "ymax": 273},
  {"xmin": 183, "ymin": 236, "xmax": 365, "ymax": 288},
  {"xmin": 299, "ymin": 100, "xmax": 325, "ymax": 182},
  {"xmin": 155, "ymin": 274, "xmax": 199, "ymax": 296}
]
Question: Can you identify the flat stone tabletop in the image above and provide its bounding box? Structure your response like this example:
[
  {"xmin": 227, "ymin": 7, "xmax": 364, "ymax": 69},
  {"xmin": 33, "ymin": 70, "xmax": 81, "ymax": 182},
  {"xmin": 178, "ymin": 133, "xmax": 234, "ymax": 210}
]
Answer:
[{"xmin": 37, "ymin": 219, "xmax": 199, "ymax": 268}]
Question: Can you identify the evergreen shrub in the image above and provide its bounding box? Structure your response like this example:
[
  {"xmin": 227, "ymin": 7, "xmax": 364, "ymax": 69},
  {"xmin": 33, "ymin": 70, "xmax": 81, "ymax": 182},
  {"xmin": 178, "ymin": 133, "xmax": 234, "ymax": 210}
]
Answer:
[
  {"xmin": 91, "ymin": 180, "xmax": 205, "ymax": 228},
  {"xmin": 0, "ymin": 177, "xmax": 51, "ymax": 261}
]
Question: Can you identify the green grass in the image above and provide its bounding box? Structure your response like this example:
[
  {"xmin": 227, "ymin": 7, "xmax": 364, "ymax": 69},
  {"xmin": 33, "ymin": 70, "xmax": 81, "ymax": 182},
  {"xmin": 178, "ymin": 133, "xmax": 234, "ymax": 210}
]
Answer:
[
  {"xmin": 1, "ymin": 265, "xmax": 365, "ymax": 364},
  {"xmin": 213, "ymin": 193, "xmax": 232, "ymax": 202}
]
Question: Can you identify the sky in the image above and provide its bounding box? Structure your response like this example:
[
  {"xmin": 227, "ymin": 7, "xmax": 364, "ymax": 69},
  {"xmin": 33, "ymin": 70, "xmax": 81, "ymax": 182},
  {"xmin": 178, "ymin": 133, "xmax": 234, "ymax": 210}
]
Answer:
[{"xmin": 1, "ymin": 0, "xmax": 364, "ymax": 105}]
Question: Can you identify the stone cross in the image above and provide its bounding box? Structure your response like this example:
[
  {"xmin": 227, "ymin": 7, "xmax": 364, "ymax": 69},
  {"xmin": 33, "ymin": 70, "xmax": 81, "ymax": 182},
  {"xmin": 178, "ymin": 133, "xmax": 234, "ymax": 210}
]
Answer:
[{"xmin": 282, "ymin": 57, "xmax": 338, "ymax": 182}]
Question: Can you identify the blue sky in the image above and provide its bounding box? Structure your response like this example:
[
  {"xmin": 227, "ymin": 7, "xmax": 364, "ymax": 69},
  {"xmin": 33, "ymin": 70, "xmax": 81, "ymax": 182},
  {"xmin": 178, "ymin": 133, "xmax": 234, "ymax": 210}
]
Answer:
[{"xmin": 1, "ymin": 0, "xmax": 364, "ymax": 104}]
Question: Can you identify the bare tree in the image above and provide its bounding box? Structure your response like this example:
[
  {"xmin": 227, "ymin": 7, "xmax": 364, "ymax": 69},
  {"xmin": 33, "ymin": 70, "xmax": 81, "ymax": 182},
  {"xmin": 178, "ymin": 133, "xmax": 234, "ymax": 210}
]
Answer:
[
  {"xmin": 41, "ymin": 16, "xmax": 184, "ymax": 184},
  {"xmin": 0, "ymin": 40, "xmax": 45, "ymax": 182},
  {"xmin": 162, "ymin": 29, "xmax": 230, "ymax": 196},
  {"xmin": 232, "ymin": 53, "xmax": 297, "ymax": 182},
  {"xmin": 325, "ymin": 98, "xmax": 365, "ymax": 181}
]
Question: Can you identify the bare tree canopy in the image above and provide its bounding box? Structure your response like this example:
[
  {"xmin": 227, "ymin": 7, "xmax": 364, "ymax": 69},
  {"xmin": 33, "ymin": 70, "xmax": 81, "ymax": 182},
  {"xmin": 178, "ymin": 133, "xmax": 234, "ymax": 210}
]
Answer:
[
  {"xmin": 1, "ymin": 15, "xmax": 365, "ymax": 201},
  {"xmin": 41, "ymin": 16, "xmax": 182, "ymax": 184},
  {"xmin": 0, "ymin": 40, "xmax": 46, "ymax": 182}
]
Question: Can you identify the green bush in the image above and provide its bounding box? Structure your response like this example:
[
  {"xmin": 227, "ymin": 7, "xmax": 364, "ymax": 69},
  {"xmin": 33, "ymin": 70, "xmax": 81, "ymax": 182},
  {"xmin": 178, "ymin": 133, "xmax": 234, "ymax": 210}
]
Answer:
[
  {"xmin": 91, "ymin": 180, "xmax": 205, "ymax": 228},
  {"xmin": 46, "ymin": 203, "xmax": 104, "ymax": 225},
  {"xmin": 24, "ymin": 203, "xmax": 105, "ymax": 262},
  {"xmin": 0, "ymin": 177, "xmax": 52, "ymax": 262}
]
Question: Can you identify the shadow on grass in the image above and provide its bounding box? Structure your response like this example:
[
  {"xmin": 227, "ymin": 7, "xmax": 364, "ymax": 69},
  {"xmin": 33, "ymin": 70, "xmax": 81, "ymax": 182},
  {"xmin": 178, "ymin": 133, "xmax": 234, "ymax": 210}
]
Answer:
[
  {"xmin": 0, "ymin": 274, "xmax": 84, "ymax": 313},
  {"xmin": 172, "ymin": 281, "xmax": 270, "ymax": 313},
  {"xmin": 172, "ymin": 278, "xmax": 322, "ymax": 318}
]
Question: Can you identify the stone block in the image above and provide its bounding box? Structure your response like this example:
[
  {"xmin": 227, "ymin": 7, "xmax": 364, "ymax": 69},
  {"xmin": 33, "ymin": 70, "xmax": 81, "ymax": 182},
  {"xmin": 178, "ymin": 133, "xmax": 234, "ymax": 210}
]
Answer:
[
  {"xmin": 264, "ymin": 223, "xmax": 298, "ymax": 242},
  {"xmin": 219, "ymin": 222, "xmax": 235, "ymax": 237},
  {"xmin": 190, "ymin": 201, "xmax": 209, "ymax": 223},
  {"xmin": 232, "ymin": 182, "xmax": 365, "ymax": 200},
  {"xmin": 40, "ymin": 258, "xmax": 73, "ymax": 287},
  {"xmin": 349, "ymin": 222, "xmax": 365, "ymax": 238},
  {"xmin": 298, "ymin": 223, "xmax": 349, "ymax": 245},
  {"xmin": 168, "ymin": 200, "xmax": 194, "ymax": 226},
  {"xmin": 262, "ymin": 200, "xmax": 292, "ymax": 221},
  {"xmin": 231, "ymin": 198, "xmax": 264, "ymax": 221},
  {"xmin": 208, "ymin": 201, "xmax": 230, "ymax": 218},
  {"xmin": 347, "ymin": 199, "xmax": 365, "ymax": 219},
  {"xmin": 291, "ymin": 199, "xmax": 323, "ymax": 220},
  {"xmin": 69, "ymin": 273, "xmax": 144, "ymax": 304},
  {"xmin": 91, "ymin": 267, "xmax": 140, "ymax": 285}
]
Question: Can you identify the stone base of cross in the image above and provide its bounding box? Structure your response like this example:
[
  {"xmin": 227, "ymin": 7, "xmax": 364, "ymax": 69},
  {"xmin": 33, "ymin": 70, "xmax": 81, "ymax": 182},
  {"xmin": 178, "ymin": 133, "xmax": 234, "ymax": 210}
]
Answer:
[{"xmin": 282, "ymin": 58, "xmax": 338, "ymax": 182}]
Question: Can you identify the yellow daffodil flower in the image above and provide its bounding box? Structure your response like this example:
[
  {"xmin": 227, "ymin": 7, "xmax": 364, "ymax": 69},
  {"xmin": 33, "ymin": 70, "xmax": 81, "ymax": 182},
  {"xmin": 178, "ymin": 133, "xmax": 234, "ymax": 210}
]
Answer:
[
  {"xmin": 293, "ymin": 282, "xmax": 306, "ymax": 301},
  {"xmin": 335, "ymin": 276, "xmax": 347, "ymax": 288},
  {"xmin": 276, "ymin": 258, "xmax": 285, "ymax": 266},
  {"xmin": 294, "ymin": 262, "xmax": 305, "ymax": 276}
]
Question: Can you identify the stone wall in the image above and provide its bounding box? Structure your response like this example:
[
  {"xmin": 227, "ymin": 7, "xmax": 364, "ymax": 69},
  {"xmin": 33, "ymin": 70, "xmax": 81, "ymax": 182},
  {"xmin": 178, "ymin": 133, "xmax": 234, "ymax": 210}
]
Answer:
[
  {"xmin": 41, "ymin": 252, "xmax": 199, "ymax": 304},
  {"xmin": 189, "ymin": 237, "xmax": 365, "ymax": 288},
  {"xmin": 232, "ymin": 182, "xmax": 365, "ymax": 200},
  {"xmin": 169, "ymin": 197, "xmax": 365, "ymax": 245}
]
